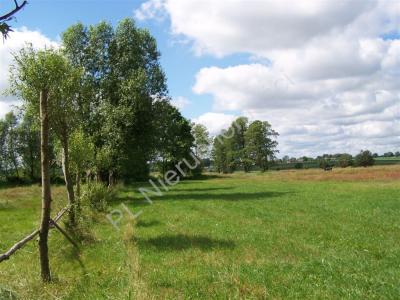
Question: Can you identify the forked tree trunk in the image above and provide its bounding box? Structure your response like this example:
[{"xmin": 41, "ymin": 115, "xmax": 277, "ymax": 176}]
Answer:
[
  {"xmin": 61, "ymin": 132, "xmax": 76, "ymax": 227},
  {"xmin": 39, "ymin": 89, "xmax": 52, "ymax": 282}
]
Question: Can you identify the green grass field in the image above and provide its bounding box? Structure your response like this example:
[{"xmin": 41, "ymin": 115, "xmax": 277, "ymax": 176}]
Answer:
[{"xmin": 1, "ymin": 166, "xmax": 399, "ymax": 299}]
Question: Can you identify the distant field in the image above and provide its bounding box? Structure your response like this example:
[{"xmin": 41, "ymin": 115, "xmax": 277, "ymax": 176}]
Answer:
[
  {"xmin": 375, "ymin": 157, "xmax": 400, "ymax": 160},
  {"xmin": 1, "ymin": 165, "xmax": 399, "ymax": 299}
]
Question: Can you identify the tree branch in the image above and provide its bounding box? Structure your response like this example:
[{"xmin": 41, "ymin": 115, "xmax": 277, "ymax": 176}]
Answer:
[
  {"xmin": 0, "ymin": 0, "xmax": 28, "ymax": 22},
  {"xmin": 0, "ymin": 205, "xmax": 71, "ymax": 263}
]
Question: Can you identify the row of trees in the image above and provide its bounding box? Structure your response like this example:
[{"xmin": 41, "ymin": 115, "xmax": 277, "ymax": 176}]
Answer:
[
  {"xmin": 0, "ymin": 112, "xmax": 40, "ymax": 182},
  {"xmin": 278, "ymin": 150, "xmax": 380, "ymax": 169},
  {"xmin": 4, "ymin": 19, "xmax": 198, "ymax": 185},
  {"xmin": 212, "ymin": 117, "xmax": 279, "ymax": 173},
  {"xmin": 319, "ymin": 150, "xmax": 375, "ymax": 168}
]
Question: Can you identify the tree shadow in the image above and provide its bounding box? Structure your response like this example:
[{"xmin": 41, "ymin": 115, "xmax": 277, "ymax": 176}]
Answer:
[
  {"xmin": 159, "ymin": 191, "xmax": 290, "ymax": 202},
  {"xmin": 136, "ymin": 234, "xmax": 235, "ymax": 251},
  {"xmin": 187, "ymin": 174, "xmax": 225, "ymax": 180},
  {"xmin": 136, "ymin": 220, "xmax": 162, "ymax": 228},
  {"xmin": 174, "ymin": 186, "xmax": 233, "ymax": 192}
]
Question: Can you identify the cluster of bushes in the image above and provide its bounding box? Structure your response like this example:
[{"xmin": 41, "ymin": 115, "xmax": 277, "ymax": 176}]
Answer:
[{"xmin": 318, "ymin": 150, "xmax": 375, "ymax": 169}]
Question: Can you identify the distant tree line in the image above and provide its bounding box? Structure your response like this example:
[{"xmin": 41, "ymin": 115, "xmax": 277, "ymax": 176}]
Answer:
[{"xmin": 276, "ymin": 149, "xmax": 400, "ymax": 170}]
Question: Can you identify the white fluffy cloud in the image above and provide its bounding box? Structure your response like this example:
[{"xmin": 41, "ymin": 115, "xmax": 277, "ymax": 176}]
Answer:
[
  {"xmin": 136, "ymin": 0, "xmax": 400, "ymax": 156},
  {"xmin": 192, "ymin": 112, "xmax": 237, "ymax": 136},
  {"xmin": 0, "ymin": 27, "xmax": 58, "ymax": 117},
  {"xmin": 135, "ymin": 0, "xmax": 397, "ymax": 56},
  {"xmin": 171, "ymin": 96, "xmax": 191, "ymax": 110}
]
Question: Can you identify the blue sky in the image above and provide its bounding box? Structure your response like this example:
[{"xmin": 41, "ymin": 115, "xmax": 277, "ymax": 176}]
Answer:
[
  {"xmin": 1, "ymin": 0, "xmax": 399, "ymax": 157},
  {"xmin": 1, "ymin": 0, "xmax": 219, "ymax": 119}
]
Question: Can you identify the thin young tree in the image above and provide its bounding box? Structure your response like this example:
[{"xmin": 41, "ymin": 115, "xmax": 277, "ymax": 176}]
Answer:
[{"xmin": 10, "ymin": 47, "xmax": 77, "ymax": 282}]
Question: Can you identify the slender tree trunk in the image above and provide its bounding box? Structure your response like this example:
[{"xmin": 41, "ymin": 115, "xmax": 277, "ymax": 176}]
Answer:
[
  {"xmin": 29, "ymin": 144, "xmax": 35, "ymax": 180},
  {"xmin": 86, "ymin": 170, "xmax": 91, "ymax": 184},
  {"xmin": 96, "ymin": 170, "xmax": 101, "ymax": 183},
  {"xmin": 108, "ymin": 170, "xmax": 113, "ymax": 188},
  {"xmin": 76, "ymin": 172, "xmax": 81, "ymax": 214},
  {"xmin": 61, "ymin": 131, "xmax": 76, "ymax": 227},
  {"xmin": 76, "ymin": 173, "xmax": 81, "ymax": 198},
  {"xmin": 39, "ymin": 89, "xmax": 52, "ymax": 282}
]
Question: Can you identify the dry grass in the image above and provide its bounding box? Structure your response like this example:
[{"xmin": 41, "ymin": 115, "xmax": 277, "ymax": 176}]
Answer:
[{"xmin": 219, "ymin": 165, "xmax": 400, "ymax": 182}]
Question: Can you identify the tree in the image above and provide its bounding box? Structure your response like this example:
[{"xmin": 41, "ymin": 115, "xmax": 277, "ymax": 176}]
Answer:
[
  {"xmin": 0, "ymin": 0, "xmax": 27, "ymax": 39},
  {"xmin": 61, "ymin": 19, "xmax": 168, "ymax": 182},
  {"xmin": 383, "ymin": 152, "xmax": 394, "ymax": 157},
  {"xmin": 228, "ymin": 117, "xmax": 249, "ymax": 171},
  {"xmin": 16, "ymin": 112, "xmax": 40, "ymax": 180},
  {"xmin": 192, "ymin": 123, "xmax": 210, "ymax": 159},
  {"xmin": 191, "ymin": 123, "xmax": 211, "ymax": 175},
  {"xmin": 0, "ymin": 119, "xmax": 7, "ymax": 180},
  {"xmin": 244, "ymin": 120, "xmax": 279, "ymax": 171},
  {"xmin": 3, "ymin": 112, "xmax": 19, "ymax": 178},
  {"xmin": 51, "ymin": 61, "xmax": 83, "ymax": 227},
  {"xmin": 355, "ymin": 150, "xmax": 375, "ymax": 167},
  {"xmin": 338, "ymin": 153, "xmax": 353, "ymax": 168},
  {"xmin": 10, "ymin": 47, "xmax": 79, "ymax": 282},
  {"xmin": 153, "ymin": 100, "xmax": 194, "ymax": 175},
  {"xmin": 69, "ymin": 129, "xmax": 95, "ymax": 200},
  {"xmin": 212, "ymin": 133, "xmax": 230, "ymax": 173}
]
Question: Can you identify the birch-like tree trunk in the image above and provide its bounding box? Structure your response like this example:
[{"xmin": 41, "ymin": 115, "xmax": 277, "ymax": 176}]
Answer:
[{"xmin": 61, "ymin": 131, "xmax": 76, "ymax": 226}]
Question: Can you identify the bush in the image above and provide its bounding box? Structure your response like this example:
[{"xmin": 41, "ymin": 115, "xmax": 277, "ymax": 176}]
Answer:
[
  {"xmin": 294, "ymin": 162, "xmax": 303, "ymax": 169},
  {"xmin": 5, "ymin": 176, "xmax": 27, "ymax": 185},
  {"xmin": 355, "ymin": 150, "xmax": 375, "ymax": 167},
  {"xmin": 80, "ymin": 183, "xmax": 115, "ymax": 212},
  {"xmin": 338, "ymin": 154, "xmax": 353, "ymax": 168}
]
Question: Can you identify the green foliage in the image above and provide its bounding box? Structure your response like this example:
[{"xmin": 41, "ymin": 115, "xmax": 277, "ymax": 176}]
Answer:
[
  {"xmin": 319, "ymin": 158, "xmax": 332, "ymax": 169},
  {"xmin": 212, "ymin": 132, "xmax": 233, "ymax": 173},
  {"xmin": 69, "ymin": 129, "xmax": 95, "ymax": 176},
  {"xmin": 61, "ymin": 19, "xmax": 175, "ymax": 181},
  {"xmin": 294, "ymin": 162, "xmax": 303, "ymax": 169},
  {"xmin": 338, "ymin": 153, "xmax": 354, "ymax": 168},
  {"xmin": 153, "ymin": 100, "xmax": 194, "ymax": 175},
  {"xmin": 212, "ymin": 117, "xmax": 279, "ymax": 173},
  {"xmin": 244, "ymin": 120, "xmax": 279, "ymax": 171},
  {"xmin": 0, "ymin": 22, "xmax": 13, "ymax": 39},
  {"xmin": 192, "ymin": 123, "xmax": 210, "ymax": 159},
  {"xmin": 80, "ymin": 183, "xmax": 115, "ymax": 212},
  {"xmin": 355, "ymin": 150, "xmax": 375, "ymax": 167}
]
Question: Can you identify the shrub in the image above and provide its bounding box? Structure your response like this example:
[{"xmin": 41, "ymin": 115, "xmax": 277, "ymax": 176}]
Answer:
[
  {"xmin": 355, "ymin": 150, "xmax": 375, "ymax": 167},
  {"xmin": 80, "ymin": 183, "xmax": 115, "ymax": 212},
  {"xmin": 294, "ymin": 162, "xmax": 303, "ymax": 169},
  {"xmin": 338, "ymin": 154, "xmax": 353, "ymax": 168}
]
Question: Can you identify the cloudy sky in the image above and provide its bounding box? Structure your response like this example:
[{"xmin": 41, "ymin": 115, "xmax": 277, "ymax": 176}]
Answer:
[{"xmin": 0, "ymin": 0, "xmax": 399, "ymax": 157}]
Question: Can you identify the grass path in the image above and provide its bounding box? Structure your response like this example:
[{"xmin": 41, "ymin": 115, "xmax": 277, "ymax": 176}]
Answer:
[{"xmin": 0, "ymin": 166, "xmax": 399, "ymax": 299}]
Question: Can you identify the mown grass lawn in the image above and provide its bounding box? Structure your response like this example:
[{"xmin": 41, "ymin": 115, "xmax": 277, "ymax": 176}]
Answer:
[{"xmin": 1, "ymin": 166, "xmax": 399, "ymax": 299}]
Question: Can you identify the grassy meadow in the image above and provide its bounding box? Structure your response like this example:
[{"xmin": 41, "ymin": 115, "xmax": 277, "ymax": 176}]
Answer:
[{"xmin": 0, "ymin": 165, "xmax": 399, "ymax": 299}]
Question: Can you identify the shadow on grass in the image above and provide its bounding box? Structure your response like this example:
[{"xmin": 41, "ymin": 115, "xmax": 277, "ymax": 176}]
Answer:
[
  {"xmin": 136, "ymin": 234, "xmax": 235, "ymax": 251},
  {"xmin": 176, "ymin": 187, "xmax": 233, "ymax": 192},
  {"xmin": 136, "ymin": 220, "xmax": 162, "ymax": 228},
  {"xmin": 160, "ymin": 191, "xmax": 289, "ymax": 202},
  {"xmin": 113, "ymin": 190, "xmax": 289, "ymax": 206}
]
